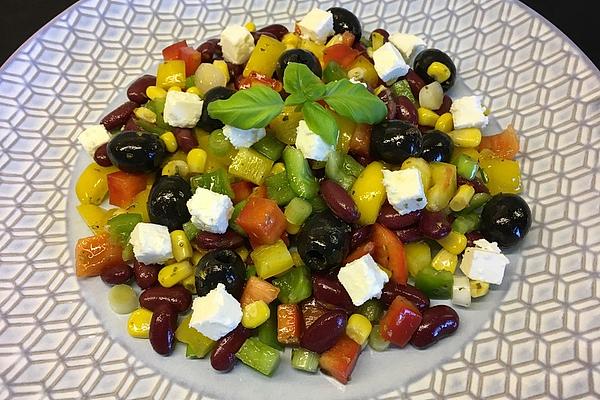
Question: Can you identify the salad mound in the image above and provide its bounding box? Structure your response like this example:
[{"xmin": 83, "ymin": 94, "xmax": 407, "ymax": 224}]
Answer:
[{"xmin": 74, "ymin": 6, "xmax": 531, "ymax": 384}]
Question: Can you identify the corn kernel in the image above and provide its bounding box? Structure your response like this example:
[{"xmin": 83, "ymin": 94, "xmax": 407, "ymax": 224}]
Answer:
[
  {"xmin": 235, "ymin": 246, "xmax": 249, "ymax": 262},
  {"xmin": 244, "ymin": 21, "xmax": 256, "ymax": 32},
  {"xmin": 168, "ymin": 86, "xmax": 182, "ymax": 92},
  {"xmin": 134, "ymin": 107, "xmax": 157, "ymax": 123},
  {"xmin": 431, "ymin": 249, "xmax": 458, "ymax": 273},
  {"xmin": 186, "ymin": 148, "xmax": 207, "ymax": 174},
  {"xmin": 427, "ymin": 61, "xmax": 452, "ymax": 83},
  {"xmin": 170, "ymin": 230, "xmax": 193, "ymax": 262},
  {"xmin": 346, "ymin": 314, "xmax": 372, "ymax": 345},
  {"xmin": 448, "ymin": 128, "xmax": 482, "ymax": 148},
  {"xmin": 186, "ymin": 86, "xmax": 202, "ymax": 96},
  {"xmin": 449, "ymin": 184, "xmax": 475, "ymax": 212},
  {"xmin": 434, "ymin": 112, "xmax": 454, "ymax": 133},
  {"xmin": 270, "ymin": 162, "xmax": 286, "ymax": 176},
  {"xmin": 281, "ymin": 33, "xmax": 300, "ymax": 49},
  {"xmin": 146, "ymin": 85, "xmax": 167, "ymax": 100},
  {"xmin": 158, "ymin": 260, "xmax": 194, "ymax": 288},
  {"xmin": 160, "ymin": 131, "xmax": 178, "ymax": 153},
  {"xmin": 213, "ymin": 60, "xmax": 230, "ymax": 84},
  {"xmin": 470, "ymin": 280, "xmax": 490, "ymax": 298},
  {"xmin": 182, "ymin": 274, "xmax": 196, "ymax": 294},
  {"xmin": 162, "ymin": 160, "xmax": 190, "ymax": 179},
  {"xmin": 242, "ymin": 300, "xmax": 270, "ymax": 328},
  {"xmin": 436, "ymin": 231, "xmax": 467, "ymax": 255},
  {"xmin": 127, "ymin": 308, "xmax": 153, "ymax": 338},
  {"xmin": 417, "ymin": 107, "xmax": 440, "ymax": 127}
]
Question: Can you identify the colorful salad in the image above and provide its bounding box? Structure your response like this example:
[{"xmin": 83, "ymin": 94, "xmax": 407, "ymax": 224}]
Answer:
[{"xmin": 74, "ymin": 7, "xmax": 532, "ymax": 384}]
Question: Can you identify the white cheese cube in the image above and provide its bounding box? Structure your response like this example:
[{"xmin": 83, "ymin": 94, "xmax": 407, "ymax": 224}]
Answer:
[
  {"xmin": 473, "ymin": 238, "xmax": 502, "ymax": 253},
  {"xmin": 129, "ymin": 222, "xmax": 173, "ymax": 265},
  {"xmin": 219, "ymin": 25, "xmax": 255, "ymax": 64},
  {"xmin": 372, "ymin": 42, "xmax": 409, "ymax": 83},
  {"xmin": 78, "ymin": 124, "xmax": 111, "ymax": 157},
  {"xmin": 297, "ymin": 8, "xmax": 334, "ymax": 44},
  {"xmin": 452, "ymin": 275, "xmax": 471, "ymax": 307},
  {"xmin": 189, "ymin": 283, "xmax": 242, "ymax": 340},
  {"xmin": 295, "ymin": 120, "xmax": 335, "ymax": 161},
  {"xmin": 186, "ymin": 187, "xmax": 233, "ymax": 234},
  {"xmin": 163, "ymin": 90, "xmax": 204, "ymax": 128},
  {"xmin": 338, "ymin": 254, "xmax": 389, "ymax": 306},
  {"xmin": 388, "ymin": 33, "xmax": 426, "ymax": 60},
  {"xmin": 222, "ymin": 125, "xmax": 266, "ymax": 149},
  {"xmin": 459, "ymin": 243, "xmax": 510, "ymax": 285},
  {"xmin": 450, "ymin": 95, "xmax": 489, "ymax": 129},
  {"xmin": 382, "ymin": 168, "xmax": 427, "ymax": 215}
]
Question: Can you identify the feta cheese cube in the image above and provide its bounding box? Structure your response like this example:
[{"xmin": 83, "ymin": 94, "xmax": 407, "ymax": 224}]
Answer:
[
  {"xmin": 473, "ymin": 238, "xmax": 502, "ymax": 253},
  {"xmin": 163, "ymin": 90, "xmax": 203, "ymax": 128},
  {"xmin": 388, "ymin": 33, "xmax": 426, "ymax": 60},
  {"xmin": 450, "ymin": 95, "xmax": 489, "ymax": 129},
  {"xmin": 220, "ymin": 25, "xmax": 255, "ymax": 64},
  {"xmin": 452, "ymin": 275, "xmax": 471, "ymax": 307},
  {"xmin": 129, "ymin": 222, "xmax": 173, "ymax": 265},
  {"xmin": 459, "ymin": 239, "xmax": 510, "ymax": 285},
  {"xmin": 372, "ymin": 42, "xmax": 409, "ymax": 83},
  {"xmin": 78, "ymin": 124, "xmax": 111, "ymax": 157},
  {"xmin": 186, "ymin": 187, "xmax": 233, "ymax": 234},
  {"xmin": 295, "ymin": 120, "xmax": 335, "ymax": 161},
  {"xmin": 382, "ymin": 169, "xmax": 427, "ymax": 215},
  {"xmin": 222, "ymin": 125, "xmax": 266, "ymax": 149},
  {"xmin": 189, "ymin": 283, "xmax": 242, "ymax": 340},
  {"xmin": 338, "ymin": 254, "xmax": 389, "ymax": 306},
  {"xmin": 297, "ymin": 8, "xmax": 334, "ymax": 44}
]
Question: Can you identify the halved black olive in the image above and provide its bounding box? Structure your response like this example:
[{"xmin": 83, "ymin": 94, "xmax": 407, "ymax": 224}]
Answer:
[
  {"xmin": 198, "ymin": 86, "xmax": 236, "ymax": 132},
  {"xmin": 413, "ymin": 49, "xmax": 457, "ymax": 91},
  {"xmin": 370, "ymin": 120, "xmax": 423, "ymax": 165},
  {"xmin": 107, "ymin": 131, "xmax": 166, "ymax": 173},
  {"xmin": 195, "ymin": 249, "xmax": 246, "ymax": 298},
  {"xmin": 275, "ymin": 49, "xmax": 322, "ymax": 80},
  {"xmin": 148, "ymin": 176, "xmax": 192, "ymax": 231},
  {"xmin": 327, "ymin": 7, "xmax": 362, "ymax": 40}
]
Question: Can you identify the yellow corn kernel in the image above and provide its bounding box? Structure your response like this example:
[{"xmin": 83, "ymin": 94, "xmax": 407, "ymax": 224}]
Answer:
[
  {"xmin": 162, "ymin": 160, "xmax": 190, "ymax": 179},
  {"xmin": 127, "ymin": 308, "xmax": 153, "ymax": 338},
  {"xmin": 187, "ymin": 148, "xmax": 207, "ymax": 174},
  {"xmin": 134, "ymin": 107, "xmax": 157, "ymax": 123},
  {"xmin": 346, "ymin": 314, "xmax": 372, "ymax": 346},
  {"xmin": 417, "ymin": 107, "xmax": 440, "ymax": 127},
  {"xmin": 158, "ymin": 260, "xmax": 194, "ymax": 288},
  {"xmin": 244, "ymin": 21, "xmax": 256, "ymax": 32},
  {"xmin": 290, "ymin": 248, "xmax": 305, "ymax": 267},
  {"xmin": 401, "ymin": 157, "xmax": 432, "ymax": 189},
  {"xmin": 160, "ymin": 131, "xmax": 178, "ymax": 153},
  {"xmin": 470, "ymin": 280, "xmax": 490, "ymax": 298},
  {"xmin": 270, "ymin": 162, "xmax": 286, "ymax": 176},
  {"xmin": 213, "ymin": 60, "xmax": 230, "ymax": 84},
  {"xmin": 286, "ymin": 222, "xmax": 301, "ymax": 235},
  {"xmin": 436, "ymin": 231, "xmax": 467, "ymax": 255},
  {"xmin": 76, "ymin": 163, "xmax": 118, "ymax": 205},
  {"xmin": 427, "ymin": 61, "xmax": 451, "ymax": 83},
  {"xmin": 449, "ymin": 184, "xmax": 475, "ymax": 212},
  {"xmin": 448, "ymin": 128, "xmax": 482, "ymax": 148},
  {"xmin": 235, "ymin": 246, "xmax": 249, "ymax": 262},
  {"xmin": 146, "ymin": 85, "xmax": 167, "ymax": 100},
  {"xmin": 431, "ymin": 249, "xmax": 458, "ymax": 273},
  {"xmin": 281, "ymin": 32, "xmax": 300, "ymax": 49},
  {"xmin": 168, "ymin": 85, "xmax": 182, "ymax": 92},
  {"xmin": 242, "ymin": 300, "xmax": 270, "ymax": 329},
  {"xmin": 170, "ymin": 230, "xmax": 193, "ymax": 262},
  {"xmin": 434, "ymin": 112, "xmax": 454, "ymax": 133},
  {"xmin": 186, "ymin": 86, "xmax": 202, "ymax": 96}
]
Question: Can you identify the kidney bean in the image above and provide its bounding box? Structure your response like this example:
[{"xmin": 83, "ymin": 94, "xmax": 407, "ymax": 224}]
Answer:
[
  {"xmin": 395, "ymin": 226, "xmax": 424, "ymax": 243},
  {"xmin": 436, "ymin": 95, "xmax": 453, "ymax": 115},
  {"xmin": 300, "ymin": 311, "xmax": 347, "ymax": 353},
  {"xmin": 101, "ymin": 263, "xmax": 132, "ymax": 285},
  {"xmin": 395, "ymin": 95, "xmax": 418, "ymax": 125},
  {"xmin": 193, "ymin": 230, "xmax": 244, "ymax": 251},
  {"xmin": 139, "ymin": 285, "xmax": 192, "ymax": 314},
  {"xmin": 377, "ymin": 88, "xmax": 397, "ymax": 120},
  {"xmin": 100, "ymin": 101, "xmax": 137, "ymax": 131},
  {"xmin": 380, "ymin": 281, "xmax": 430, "ymax": 311},
  {"xmin": 377, "ymin": 203, "xmax": 422, "ymax": 230},
  {"xmin": 123, "ymin": 116, "xmax": 140, "ymax": 132},
  {"xmin": 312, "ymin": 274, "xmax": 354, "ymax": 312},
  {"xmin": 350, "ymin": 225, "xmax": 372, "ymax": 248},
  {"xmin": 405, "ymin": 69, "xmax": 426, "ymax": 99},
  {"xmin": 196, "ymin": 38, "xmax": 222, "ymax": 63},
  {"xmin": 127, "ymin": 74, "xmax": 156, "ymax": 104},
  {"xmin": 410, "ymin": 305, "xmax": 459, "ymax": 349},
  {"xmin": 149, "ymin": 304, "xmax": 177, "ymax": 355},
  {"xmin": 173, "ymin": 127, "xmax": 198, "ymax": 153},
  {"xmin": 133, "ymin": 261, "xmax": 160, "ymax": 289},
  {"xmin": 257, "ymin": 24, "xmax": 289, "ymax": 40},
  {"xmin": 320, "ymin": 180, "xmax": 360, "ymax": 223},
  {"xmin": 300, "ymin": 298, "xmax": 328, "ymax": 329},
  {"xmin": 93, "ymin": 143, "xmax": 112, "ymax": 167},
  {"xmin": 465, "ymin": 231, "xmax": 484, "ymax": 247},
  {"xmin": 371, "ymin": 28, "xmax": 390, "ymax": 41},
  {"xmin": 419, "ymin": 210, "xmax": 451, "ymax": 240},
  {"xmin": 211, "ymin": 325, "xmax": 252, "ymax": 372},
  {"xmin": 226, "ymin": 62, "xmax": 245, "ymax": 82},
  {"xmin": 251, "ymin": 31, "xmax": 277, "ymax": 44},
  {"xmin": 456, "ymin": 176, "xmax": 489, "ymax": 194}
]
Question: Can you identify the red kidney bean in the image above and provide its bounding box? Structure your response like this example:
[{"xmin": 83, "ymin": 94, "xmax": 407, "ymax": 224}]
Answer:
[
  {"xmin": 257, "ymin": 24, "xmax": 289, "ymax": 40},
  {"xmin": 456, "ymin": 176, "xmax": 489, "ymax": 194},
  {"xmin": 251, "ymin": 31, "xmax": 277, "ymax": 44},
  {"xmin": 226, "ymin": 62, "xmax": 245, "ymax": 81},
  {"xmin": 93, "ymin": 143, "xmax": 112, "ymax": 167},
  {"xmin": 320, "ymin": 180, "xmax": 360, "ymax": 223},
  {"xmin": 410, "ymin": 305, "xmax": 459, "ymax": 349},
  {"xmin": 377, "ymin": 88, "xmax": 397, "ymax": 120},
  {"xmin": 418, "ymin": 124, "xmax": 431, "ymax": 134},
  {"xmin": 173, "ymin": 127, "xmax": 198, "ymax": 153},
  {"xmin": 139, "ymin": 285, "xmax": 192, "ymax": 314},
  {"xmin": 300, "ymin": 298, "xmax": 328, "ymax": 329},
  {"xmin": 149, "ymin": 304, "xmax": 177, "ymax": 355},
  {"xmin": 100, "ymin": 101, "xmax": 137, "ymax": 131},
  {"xmin": 210, "ymin": 325, "xmax": 252, "ymax": 372},
  {"xmin": 371, "ymin": 28, "xmax": 390, "ymax": 41},
  {"xmin": 300, "ymin": 311, "xmax": 347, "ymax": 353},
  {"xmin": 100, "ymin": 263, "xmax": 132, "ymax": 285},
  {"xmin": 127, "ymin": 74, "xmax": 156, "ymax": 104},
  {"xmin": 435, "ymin": 95, "xmax": 453, "ymax": 115},
  {"xmin": 312, "ymin": 274, "xmax": 355, "ymax": 312},
  {"xmin": 349, "ymin": 152, "xmax": 372, "ymax": 167},
  {"xmin": 405, "ymin": 69, "xmax": 426, "ymax": 99},
  {"xmin": 380, "ymin": 281, "xmax": 430, "ymax": 311},
  {"xmin": 193, "ymin": 230, "xmax": 244, "ymax": 251},
  {"xmin": 133, "ymin": 261, "xmax": 160, "ymax": 289},
  {"xmin": 350, "ymin": 225, "xmax": 372, "ymax": 248},
  {"xmin": 419, "ymin": 210, "xmax": 451, "ymax": 240},
  {"xmin": 377, "ymin": 203, "xmax": 422, "ymax": 230},
  {"xmin": 395, "ymin": 226, "xmax": 424, "ymax": 243},
  {"xmin": 394, "ymin": 95, "xmax": 418, "ymax": 125},
  {"xmin": 196, "ymin": 38, "xmax": 222, "ymax": 63},
  {"xmin": 123, "ymin": 116, "xmax": 140, "ymax": 131},
  {"xmin": 465, "ymin": 231, "xmax": 484, "ymax": 247}
]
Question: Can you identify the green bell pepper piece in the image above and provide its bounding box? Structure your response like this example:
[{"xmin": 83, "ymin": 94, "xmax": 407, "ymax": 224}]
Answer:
[
  {"xmin": 190, "ymin": 168, "xmax": 234, "ymax": 198},
  {"xmin": 134, "ymin": 118, "xmax": 167, "ymax": 134},
  {"xmin": 229, "ymin": 199, "xmax": 248, "ymax": 237},
  {"xmin": 452, "ymin": 213, "xmax": 480, "ymax": 234},
  {"xmin": 272, "ymin": 265, "xmax": 312, "ymax": 304},
  {"xmin": 414, "ymin": 266, "xmax": 454, "ymax": 299},
  {"xmin": 252, "ymin": 135, "xmax": 285, "ymax": 161},
  {"xmin": 454, "ymin": 154, "xmax": 479, "ymax": 180},
  {"xmin": 282, "ymin": 146, "xmax": 319, "ymax": 199},
  {"xmin": 390, "ymin": 79, "xmax": 416, "ymax": 104},
  {"xmin": 265, "ymin": 172, "xmax": 296, "ymax": 206},
  {"xmin": 322, "ymin": 61, "xmax": 347, "ymax": 83},
  {"xmin": 107, "ymin": 213, "xmax": 142, "ymax": 246},
  {"xmin": 257, "ymin": 308, "xmax": 283, "ymax": 351},
  {"xmin": 208, "ymin": 129, "xmax": 234, "ymax": 157},
  {"xmin": 236, "ymin": 337, "xmax": 281, "ymax": 376}
]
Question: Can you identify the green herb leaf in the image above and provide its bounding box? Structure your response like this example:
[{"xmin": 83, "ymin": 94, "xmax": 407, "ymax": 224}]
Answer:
[
  {"xmin": 283, "ymin": 63, "xmax": 326, "ymax": 103},
  {"xmin": 207, "ymin": 85, "xmax": 284, "ymax": 129},
  {"xmin": 302, "ymin": 101, "xmax": 338, "ymax": 146},
  {"xmin": 284, "ymin": 93, "xmax": 307, "ymax": 106},
  {"xmin": 324, "ymin": 79, "xmax": 387, "ymax": 124}
]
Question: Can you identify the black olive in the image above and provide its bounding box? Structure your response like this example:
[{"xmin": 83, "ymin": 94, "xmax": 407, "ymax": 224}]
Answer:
[
  {"xmin": 480, "ymin": 194, "xmax": 532, "ymax": 248},
  {"xmin": 148, "ymin": 176, "xmax": 192, "ymax": 231},
  {"xmin": 421, "ymin": 130, "xmax": 453, "ymax": 163},
  {"xmin": 413, "ymin": 49, "xmax": 457, "ymax": 91},
  {"xmin": 327, "ymin": 7, "xmax": 362, "ymax": 40},
  {"xmin": 370, "ymin": 120, "xmax": 422, "ymax": 165},
  {"xmin": 197, "ymin": 86, "xmax": 236, "ymax": 132},
  {"xmin": 275, "ymin": 49, "xmax": 322, "ymax": 80},
  {"xmin": 195, "ymin": 249, "xmax": 246, "ymax": 298},
  {"xmin": 106, "ymin": 131, "xmax": 166, "ymax": 173},
  {"xmin": 296, "ymin": 211, "xmax": 351, "ymax": 272}
]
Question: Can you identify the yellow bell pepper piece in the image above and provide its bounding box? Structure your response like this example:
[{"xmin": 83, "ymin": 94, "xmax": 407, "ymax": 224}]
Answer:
[
  {"xmin": 175, "ymin": 315, "xmax": 216, "ymax": 358},
  {"xmin": 251, "ymin": 240, "xmax": 294, "ymax": 279},
  {"xmin": 156, "ymin": 60, "xmax": 186, "ymax": 89},
  {"xmin": 348, "ymin": 56, "xmax": 379, "ymax": 88},
  {"xmin": 332, "ymin": 112, "xmax": 356, "ymax": 153},
  {"xmin": 404, "ymin": 241, "xmax": 432, "ymax": 278},
  {"xmin": 269, "ymin": 105, "xmax": 303, "ymax": 145},
  {"xmin": 243, "ymin": 35, "xmax": 286, "ymax": 78},
  {"xmin": 127, "ymin": 308, "xmax": 153, "ymax": 338},
  {"xmin": 431, "ymin": 249, "xmax": 458, "ymax": 273},
  {"xmin": 426, "ymin": 162, "xmax": 457, "ymax": 212},
  {"xmin": 281, "ymin": 33, "xmax": 300, "ymax": 49},
  {"xmin": 299, "ymin": 39, "xmax": 325, "ymax": 63},
  {"xmin": 76, "ymin": 163, "xmax": 118, "ymax": 205},
  {"xmin": 126, "ymin": 187, "xmax": 150, "ymax": 222},
  {"xmin": 242, "ymin": 300, "xmax": 271, "ymax": 329},
  {"xmin": 76, "ymin": 204, "xmax": 109, "ymax": 234},
  {"xmin": 350, "ymin": 161, "xmax": 386, "ymax": 225},
  {"xmin": 479, "ymin": 153, "xmax": 522, "ymax": 195}
]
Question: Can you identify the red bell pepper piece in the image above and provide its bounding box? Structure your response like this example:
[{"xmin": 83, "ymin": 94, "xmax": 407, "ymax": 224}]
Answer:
[
  {"xmin": 178, "ymin": 46, "xmax": 202, "ymax": 76},
  {"xmin": 379, "ymin": 296, "xmax": 422, "ymax": 347},
  {"xmin": 236, "ymin": 197, "xmax": 286, "ymax": 246},
  {"xmin": 107, "ymin": 171, "xmax": 147, "ymax": 208},
  {"xmin": 231, "ymin": 181, "xmax": 254, "ymax": 204},
  {"xmin": 162, "ymin": 40, "xmax": 188, "ymax": 60},
  {"xmin": 323, "ymin": 44, "xmax": 360, "ymax": 69},
  {"xmin": 319, "ymin": 333, "xmax": 361, "ymax": 384},
  {"xmin": 75, "ymin": 233, "xmax": 124, "ymax": 277},
  {"xmin": 277, "ymin": 304, "xmax": 302, "ymax": 345}
]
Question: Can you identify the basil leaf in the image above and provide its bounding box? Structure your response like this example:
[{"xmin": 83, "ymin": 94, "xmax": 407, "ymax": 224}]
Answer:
[
  {"xmin": 283, "ymin": 63, "xmax": 326, "ymax": 103},
  {"xmin": 284, "ymin": 93, "xmax": 307, "ymax": 106},
  {"xmin": 324, "ymin": 79, "xmax": 387, "ymax": 124},
  {"xmin": 207, "ymin": 85, "xmax": 284, "ymax": 129},
  {"xmin": 302, "ymin": 101, "xmax": 338, "ymax": 146}
]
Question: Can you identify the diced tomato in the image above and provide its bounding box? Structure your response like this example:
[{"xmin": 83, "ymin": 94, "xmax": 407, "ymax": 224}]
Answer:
[
  {"xmin": 231, "ymin": 181, "xmax": 254, "ymax": 204},
  {"xmin": 478, "ymin": 124, "xmax": 520, "ymax": 160},
  {"xmin": 348, "ymin": 123, "xmax": 371, "ymax": 158},
  {"xmin": 248, "ymin": 184, "xmax": 267, "ymax": 199},
  {"xmin": 75, "ymin": 233, "xmax": 124, "ymax": 277},
  {"xmin": 178, "ymin": 46, "xmax": 202, "ymax": 76},
  {"xmin": 162, "ymin": 40, "xmax": 188, "ymax": 60},
  {"xmin": 277, "ymin": 304, "xmax": 302, "ymax": 345},
  {"xmin": 379, "ymin": 296, "xmax": 422, "ymax": 347},
  {"xmin": 324, "ymin": 44, "xmax": 361, "ymax": 69},
  {"xmin": 345, "ymin": 241, "xmax": 375, "ymax": 263},
  {"xmin": 240, "ymin": 276, "xmax": 280, "ymax": 307},
  {"xmin": 236, "ymin": 197, "xmax": 286, "ymax": 246},
  {"xmin": 236, "ymin": 72, "xmax": 283, "ymax": 92},
  {"xmin": 319, "ymin": 333, "xmax": 361, "ymax": 384},
  {"xmin": 107, "ymin": 171, "xmax": 147, "ymax": 209}
]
